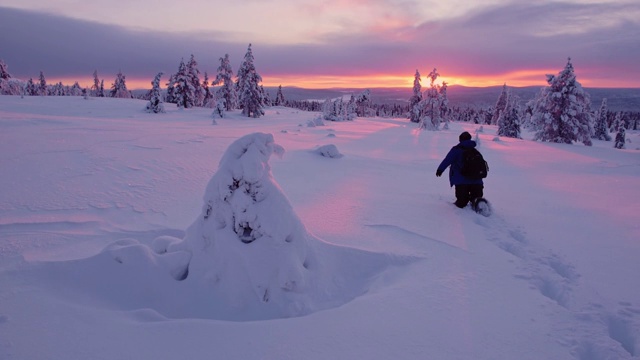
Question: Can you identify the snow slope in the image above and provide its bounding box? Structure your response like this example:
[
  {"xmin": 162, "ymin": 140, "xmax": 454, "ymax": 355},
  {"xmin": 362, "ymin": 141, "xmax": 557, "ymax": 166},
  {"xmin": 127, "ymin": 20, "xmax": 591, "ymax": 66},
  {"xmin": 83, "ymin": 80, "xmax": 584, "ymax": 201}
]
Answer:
[{"xmin": 1, "ymin": 96, "xmax": 639, "ymax": 359}]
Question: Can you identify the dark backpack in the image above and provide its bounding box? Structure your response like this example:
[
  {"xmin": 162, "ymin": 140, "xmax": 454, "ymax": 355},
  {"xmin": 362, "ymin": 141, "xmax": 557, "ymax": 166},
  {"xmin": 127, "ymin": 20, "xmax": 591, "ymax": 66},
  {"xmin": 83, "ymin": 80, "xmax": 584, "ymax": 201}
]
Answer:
[{"xmin": 458, "ymin": 146, "xmax": 489, "ymax": 179}]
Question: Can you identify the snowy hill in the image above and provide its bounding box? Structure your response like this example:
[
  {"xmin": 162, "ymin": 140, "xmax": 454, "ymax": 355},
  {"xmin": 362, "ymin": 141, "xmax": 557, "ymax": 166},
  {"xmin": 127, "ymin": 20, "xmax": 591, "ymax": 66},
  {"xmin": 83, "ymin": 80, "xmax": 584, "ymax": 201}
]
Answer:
[{"xmin": 1, "ymin": 96, "xmax": 639, "ymax": 359}]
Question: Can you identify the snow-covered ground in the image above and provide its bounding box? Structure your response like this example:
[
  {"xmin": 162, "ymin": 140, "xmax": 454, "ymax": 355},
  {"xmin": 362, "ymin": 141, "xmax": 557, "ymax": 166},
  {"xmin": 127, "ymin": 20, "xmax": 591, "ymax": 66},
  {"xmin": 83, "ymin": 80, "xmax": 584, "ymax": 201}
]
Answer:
[{"xmin": 1, "ymin": 96, "xmax": 639, "ymax": 359}]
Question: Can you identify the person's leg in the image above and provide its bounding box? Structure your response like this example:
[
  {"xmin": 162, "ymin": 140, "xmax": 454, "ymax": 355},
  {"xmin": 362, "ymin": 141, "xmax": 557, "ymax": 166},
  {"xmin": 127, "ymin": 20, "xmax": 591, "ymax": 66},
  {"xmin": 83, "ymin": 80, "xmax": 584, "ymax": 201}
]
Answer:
[
  {"xmin": 470, "ymin": 184, "xmax": 484, "ymax": 201},
  {"xmin": 469, "ymin": 184, "xmax": 485, "ymax": 209},
  {"xmin": 454, "ymin": 184, "xmax": 471, "ymax": 208}
]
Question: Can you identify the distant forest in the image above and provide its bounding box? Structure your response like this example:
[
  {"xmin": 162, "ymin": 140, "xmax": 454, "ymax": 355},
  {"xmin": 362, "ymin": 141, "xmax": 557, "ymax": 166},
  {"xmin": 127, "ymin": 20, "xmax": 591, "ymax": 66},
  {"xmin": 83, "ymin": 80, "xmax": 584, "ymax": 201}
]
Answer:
[
  {"xmin": 270, "ymin": 85, "xmax": 640, "ymax": 132},
  {"xmin": 2, "ymin": 56, "xmax": 638, "ymax": 133},
  {"xmin": 272, "ymin": 85, "xmax": 640, "ymax": 113}
]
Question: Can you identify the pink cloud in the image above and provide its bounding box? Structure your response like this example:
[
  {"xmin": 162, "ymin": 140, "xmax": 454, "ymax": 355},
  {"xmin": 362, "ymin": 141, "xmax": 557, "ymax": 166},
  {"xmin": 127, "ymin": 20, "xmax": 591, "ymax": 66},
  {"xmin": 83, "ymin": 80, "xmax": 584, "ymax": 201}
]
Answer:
[{"xmin": 2, "ymin": 2, "xmax": 639, "ymax": 88}]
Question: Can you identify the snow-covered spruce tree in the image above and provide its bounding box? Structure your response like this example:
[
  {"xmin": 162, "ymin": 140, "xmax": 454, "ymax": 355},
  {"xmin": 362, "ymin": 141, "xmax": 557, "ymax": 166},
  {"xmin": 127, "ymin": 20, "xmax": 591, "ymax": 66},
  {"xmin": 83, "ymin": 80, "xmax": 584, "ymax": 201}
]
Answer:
[
  {"xmin": 91, "ymin": 70, "xmax": 101, "ymax": 97},
  {"xmin": 355, "ymin": 89, "xmax": 371, "ymax": 117},
  {"xmin": 322, "ymin": 97, "xmax": 354, "ymax": 121},
  {"xmin": 202, "ymin": 72, "xmax": 215, "ymax": 108},
  {"xmin": 613, "ymin": 112, "xmax": 626, "ymax": 149},
  {"xmin": 236, "ymin": 44, "xmax": 265, "ymax": 118},
  {"xmin": 321, "ymin": 99, "xmax": 335, "ymax": 121},
  {"xmin": 187, "ymin": 54, "xmax": 205, "ymax": 107},
  {"xmin": 212, "ymin": 98, "xmax": 226, "ymax": 119},
  {"xmin": 214, "ymin": 53, "xmax": 237, "ymax": 111},
  {"xmin": 51, "ymin": 82, "xmax": 65, "ymax": 96},
  {"xmin": 529, "ymin": 58, "xmax": 594, "ymax": 145},
  {"xmin": 38, "ymin": 71, "xmax": 47, "ymax": 96},
  {"xmin": 497, "ymin": 96, "xmax": 522, "ymax": 138},
  {"xmin": 611, "ymin": 111, "xmax": 621, "ymax": 133},
  {"xmin": 0, "ymin": 59, "xmax": 11, "ymax": 80},
  {"xmin": 322, "ymin": 98, "xmax": 343, "ymax": 121},
  {"xmin": 418, "ymin": 68, "xmax": 446, "ymax": 130},
  {"xmin": 593, "ymin": 98, "xmax": 611, "ymax": 141},
  {"xmin": 98, "ymin": 80, "xmax": 105, "ymax": 97},
  {"xmin": 70, "ymin": 82, "xmax": 82, "ymax": 96},
  {"xmin": 145, "ymin": 72, "xmax": 165, "ymax": 113},
  {"xmin": 0, "ymin": 60, "xmax": 22, "ymax": 95},
  {"xmin": 347, "ymin": 96, "xmax": 357, "ymax": 119},
  {"xmin": 274, "ymin": 85, "xmax": 285, "ymax": 106},
  {"xmin": 110, "ymin": 71, "xmax": 131, "ymax": 98},
  {"xmin": 492, "ymin": 83, "xmax": 509, "ymax": 125},
  {"xmin": 409, "ymin": 69, "xmax": 422, "ymax": 123},
  {"xmin": 609, "ymin": 114, "xmax": 618, "ymax": 133},
  {"xmin": 157, "ymin": 132, "xmax": 319, "ymax": 319},
  {"xmin": 260, "ymin": 85, "xmax": 271, "ymax": 107},
  {"xmin": 25, "ymin": 78, "xmax": 36, "ymax": 96},
  {"xmin": 165, "ymin": 73, "xmax": 176, "ymax": 104},
  {"xmin": 0, "ymin": 59, "xmax": 11, "ymax": 94},
  {"xmin": 173, "ymin": 59, "xmax": 196, "ymax": 109}
]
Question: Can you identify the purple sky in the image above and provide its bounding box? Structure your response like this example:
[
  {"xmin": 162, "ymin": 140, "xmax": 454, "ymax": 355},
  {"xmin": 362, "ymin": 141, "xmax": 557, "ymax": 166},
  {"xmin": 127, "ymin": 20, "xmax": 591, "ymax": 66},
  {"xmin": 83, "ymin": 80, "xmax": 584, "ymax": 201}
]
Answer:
[{"xmin": 1, "ymin": 1, "xmax": 639, "ymax": 88}]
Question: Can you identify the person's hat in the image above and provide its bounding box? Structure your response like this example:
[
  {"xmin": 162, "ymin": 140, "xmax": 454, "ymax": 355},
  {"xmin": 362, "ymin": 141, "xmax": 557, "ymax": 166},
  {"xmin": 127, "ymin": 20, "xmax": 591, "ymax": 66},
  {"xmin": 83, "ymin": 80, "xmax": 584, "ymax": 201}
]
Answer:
[{"xmin": 459, "ymin": 131, "xmax": 472, "ymax": 142}]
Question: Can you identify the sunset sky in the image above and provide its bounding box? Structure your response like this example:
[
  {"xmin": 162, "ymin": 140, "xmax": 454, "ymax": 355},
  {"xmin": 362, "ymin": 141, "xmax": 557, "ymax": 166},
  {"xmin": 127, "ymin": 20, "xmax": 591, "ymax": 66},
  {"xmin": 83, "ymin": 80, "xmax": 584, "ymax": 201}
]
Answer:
[{"xmin": 1, "ymin": 0, "xmax": 639, "ymax": 89}]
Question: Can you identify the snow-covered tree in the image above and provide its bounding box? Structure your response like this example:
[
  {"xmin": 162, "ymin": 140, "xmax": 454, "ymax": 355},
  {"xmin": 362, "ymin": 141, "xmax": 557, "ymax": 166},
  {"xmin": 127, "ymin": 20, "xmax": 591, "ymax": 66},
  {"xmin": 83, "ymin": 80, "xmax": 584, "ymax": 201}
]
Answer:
[
  {"xmin": 355, "ymin": 89, "xmax": 371, "ymax": 117},
  {"xmin": 25, "ymin": 78, "xmax": 36, "ymax": 96},
  {"xmin": 202, "ymin": 72, "xmax": 214, "ymax": 108},
  {"xmin": 213, "ymin": 54, "xmax": 237, "ymax": 111},
  {"xmin": 187, "ymin": 54, "xmax": 204, "ymax": 107},
  {"xmin": 613, "ymin": 112, "xmax": 626, "ymax": 149},
  {"xmin": 38, "ymin": 71, "xmax": 47, "ymax": 96},
  {"xmin": 497, "ymin": 96, "xmax": 522, "ymax": 138},
  {"xmin": 172, "ymin": 59, "xmax": 196, "ymax": 109},
  {"xmin": 51, "ymin": 82, "xmax": 65, "ymax": 96},
  {"xmin": 165, "ymin": 73, "xmax": 176, "ymax": 103},
  {"xmin": 0, "ymin": 59, "xmax": 11, "ymax": 80},
  {"xmin": 91, "ymin": 70, "xmax": 101, "ymax": 97},
  {"xmin": 417, "ymin": 68, "xmax": 447, "ymax": 130},
  {"xmin": 274, "ymin": 85, "xmax": 286, "ymax": 106},
  {"xmin": 212, "ymin": 98, "xmax": 226, "ymax": 119},
  {"xmin": 611, "ymin": 111, "xmax": 622, "ymax": 132},
  {"xmin": 236, "ymin": 44, "xmax": 265, "ymax": 118},
  {"xmin": 260, "ymin": 85, "xmax": 271, "ymax": 107},
  {"xmin": 322, "ymin": 97, "xmax": 355, "ymax": 121},
  {"xmin": 0, "ymin": 60, "xmax": 23, "ymax": 95},
  {"xmin": 409, "ymin": 69, "xmax": 422, "ymax": 123},
  {"xmin": 69, "ymin": 82, "xmax": 83, "ymax": 96},
  {"xmin": 593, "ymin": 98, "xmax": 611, "ymax": 141},
  {"xmin": 492, "ymin": 84, "xmax": 509, "ymax": 125},
  {"xmin": 145, "ymin": 72, "xmax": 165, "ymax": 113},
  {"xmin": 322, "ymin": 99, "xmax": 335, "ymax": 120},
  {"xmin": 529, "ymin": 58, "xmax": 594, "ymax": 146},
  {"xmin": 110, "ymin": 71, "xmax": 131, "ymax": 98},
  {"xmin": 98, "ymin": 79, "xmax": 105, "ymax": 97}
]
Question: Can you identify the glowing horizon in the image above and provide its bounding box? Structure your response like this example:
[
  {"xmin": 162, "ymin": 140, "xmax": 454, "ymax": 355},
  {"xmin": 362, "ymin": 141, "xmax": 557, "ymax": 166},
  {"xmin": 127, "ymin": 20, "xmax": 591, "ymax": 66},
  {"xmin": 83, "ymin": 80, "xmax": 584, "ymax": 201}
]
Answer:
[{"xmin": 46, "ymin": 70, "xmax": 638, "ymax": 92}]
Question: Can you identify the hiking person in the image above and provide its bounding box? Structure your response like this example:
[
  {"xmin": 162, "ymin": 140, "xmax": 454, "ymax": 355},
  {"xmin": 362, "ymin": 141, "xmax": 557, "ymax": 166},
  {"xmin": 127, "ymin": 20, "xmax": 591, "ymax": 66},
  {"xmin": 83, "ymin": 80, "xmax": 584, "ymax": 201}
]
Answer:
[{"xmin": 436, "ymin": 131, "xmax": 487, "ymax": 210}]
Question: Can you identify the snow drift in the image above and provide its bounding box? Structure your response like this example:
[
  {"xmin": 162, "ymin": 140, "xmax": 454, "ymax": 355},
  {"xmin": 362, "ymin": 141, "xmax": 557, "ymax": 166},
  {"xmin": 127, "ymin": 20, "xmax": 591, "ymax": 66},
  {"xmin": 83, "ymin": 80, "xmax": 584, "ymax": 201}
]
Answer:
[{"xmin": 33, "ymin": 132, "xmax": 408, "ymax": 321}]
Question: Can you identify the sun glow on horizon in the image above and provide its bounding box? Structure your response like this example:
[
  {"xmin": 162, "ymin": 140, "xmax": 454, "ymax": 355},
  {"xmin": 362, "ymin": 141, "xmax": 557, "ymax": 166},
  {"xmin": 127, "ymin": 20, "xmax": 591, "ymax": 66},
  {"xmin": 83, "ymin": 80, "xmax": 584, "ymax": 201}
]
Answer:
[
  {"xmin": 46, "ymin": 68, "xmax": 638, "ymax": 93},
  {"xmin": 262, "ymin": 71, "xmax": 555, "ymax": 89}
]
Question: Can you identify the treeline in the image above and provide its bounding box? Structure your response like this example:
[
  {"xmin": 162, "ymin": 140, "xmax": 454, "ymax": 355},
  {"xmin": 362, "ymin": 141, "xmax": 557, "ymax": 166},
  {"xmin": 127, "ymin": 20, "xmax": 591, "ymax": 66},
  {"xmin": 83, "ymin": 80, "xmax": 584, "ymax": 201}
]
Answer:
[
  {"xmin": 0, "ymin": 45, "xmax": 277, "ymax": 119},
  {"xmin": 1, "ymin": 55, "xmax": 638, "ymax": 144}
]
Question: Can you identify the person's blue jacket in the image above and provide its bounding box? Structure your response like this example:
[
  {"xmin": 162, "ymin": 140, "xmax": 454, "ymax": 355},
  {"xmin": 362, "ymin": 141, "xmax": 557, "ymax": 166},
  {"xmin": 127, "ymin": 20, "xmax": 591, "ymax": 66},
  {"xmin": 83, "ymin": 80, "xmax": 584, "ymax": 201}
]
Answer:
[{"xmin": 436, "ymin": 139, "xmax": 484, "ymax": 187}]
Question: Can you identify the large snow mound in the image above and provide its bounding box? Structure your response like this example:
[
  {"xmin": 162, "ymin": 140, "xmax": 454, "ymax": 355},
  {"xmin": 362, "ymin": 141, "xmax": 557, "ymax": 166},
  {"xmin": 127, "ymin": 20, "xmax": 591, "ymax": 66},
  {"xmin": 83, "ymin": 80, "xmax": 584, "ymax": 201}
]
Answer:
[{"xmin": 32, "ymin": 132, "xmax": 412, "ymax": 321}]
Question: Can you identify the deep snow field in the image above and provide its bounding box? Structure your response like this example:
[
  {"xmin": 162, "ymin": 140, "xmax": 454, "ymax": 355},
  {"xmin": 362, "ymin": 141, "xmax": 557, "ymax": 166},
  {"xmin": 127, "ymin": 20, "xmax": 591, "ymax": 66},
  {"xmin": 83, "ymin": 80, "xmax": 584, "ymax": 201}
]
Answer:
[{"xmin": 1, "ymin": 96, "xmax": 639, "ymax": 360}]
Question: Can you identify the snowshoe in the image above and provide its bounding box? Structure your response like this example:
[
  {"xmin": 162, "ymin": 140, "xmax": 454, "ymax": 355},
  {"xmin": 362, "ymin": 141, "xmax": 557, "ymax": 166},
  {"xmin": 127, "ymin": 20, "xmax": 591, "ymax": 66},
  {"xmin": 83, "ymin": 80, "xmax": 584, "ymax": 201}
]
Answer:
[{"xmin": 472, "ymin": 198, "xmax": 492, "ymax": 217}]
